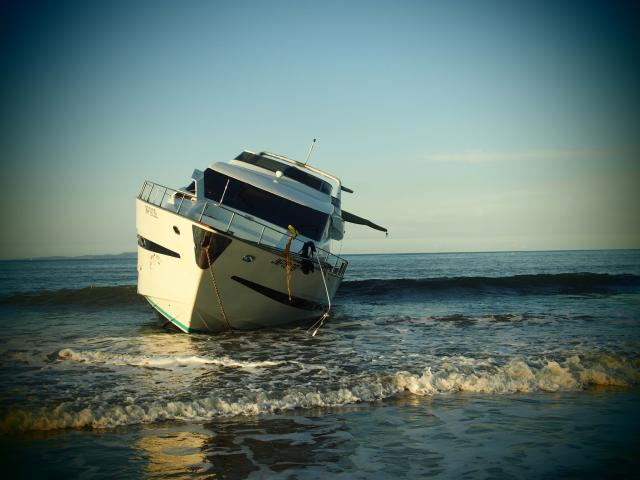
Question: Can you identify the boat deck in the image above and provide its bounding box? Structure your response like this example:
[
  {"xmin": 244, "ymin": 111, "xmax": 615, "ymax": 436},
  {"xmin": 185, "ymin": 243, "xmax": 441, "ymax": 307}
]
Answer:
[{"xmin": 137, "ymin": 180, "xmax": 348, "ymax": 277}]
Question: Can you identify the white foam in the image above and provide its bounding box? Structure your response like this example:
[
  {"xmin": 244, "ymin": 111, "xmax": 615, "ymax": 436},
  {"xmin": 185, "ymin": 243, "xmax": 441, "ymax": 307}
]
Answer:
[
  {"xmin": 57, "ymin": 348, "xmax": 281, "ymax": 369},
  {"xmin": 4, "ymin": 353, "xmax": 637, "ymax": 433}
]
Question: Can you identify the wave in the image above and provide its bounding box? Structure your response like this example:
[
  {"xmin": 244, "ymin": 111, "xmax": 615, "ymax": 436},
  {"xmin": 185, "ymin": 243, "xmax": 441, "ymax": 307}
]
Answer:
[
  {"xmin": 0, "ymin": 285, "xmax": 142, "ymax": 307},
  {"xmin": 338, "ymin": 273, "xmax": 640, "ymax": 298},
  {"xmin": 57, "ymin": 348, "xmax": 281, "ymax": 369},
  {"xmin": 2, "ymin": 353, "xmax": 638, "ymax": 432},
  {"xmin": 1, "ymin": 273, "xmax": 637, "ymax": 308}
]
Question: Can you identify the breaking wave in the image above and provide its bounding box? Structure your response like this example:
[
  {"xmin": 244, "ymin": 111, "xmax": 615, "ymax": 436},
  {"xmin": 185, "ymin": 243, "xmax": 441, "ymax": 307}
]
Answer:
[
  {"xmin": 338, "ymin": 273, "xmax": 640, "ymax": 298},
  {"xmin": 2, "ymin": 353, "xmax": 638, "ymax": 433},
  {"xmin": 1, "ymin": 273, "xmax": 638, "ymax": 308}
]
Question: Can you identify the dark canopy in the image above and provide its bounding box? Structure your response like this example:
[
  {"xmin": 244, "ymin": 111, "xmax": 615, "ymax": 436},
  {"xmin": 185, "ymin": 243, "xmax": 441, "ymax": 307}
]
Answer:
[{"xmin": 341, "ymin": 210, "xmax": 387, "ymax": 233}]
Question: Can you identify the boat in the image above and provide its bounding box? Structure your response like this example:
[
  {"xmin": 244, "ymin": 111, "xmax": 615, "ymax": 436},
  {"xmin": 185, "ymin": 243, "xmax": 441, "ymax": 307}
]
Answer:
[{"xmin": 135, "ymin": 148, "xmax": 387, "ymax": 333}]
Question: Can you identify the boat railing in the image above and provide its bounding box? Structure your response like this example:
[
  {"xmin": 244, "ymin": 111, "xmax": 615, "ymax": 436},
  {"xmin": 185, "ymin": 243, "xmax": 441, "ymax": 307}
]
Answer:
[{"xmin": 137, "ymin": 180, "xmax": 348, "ymax": 277}]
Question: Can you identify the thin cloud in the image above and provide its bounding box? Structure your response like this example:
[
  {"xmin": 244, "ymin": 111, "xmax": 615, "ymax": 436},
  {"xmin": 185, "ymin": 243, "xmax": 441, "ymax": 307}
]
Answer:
[{"xmin": 424, "ymin": 147, "xmax": 639, "ymax": 164}]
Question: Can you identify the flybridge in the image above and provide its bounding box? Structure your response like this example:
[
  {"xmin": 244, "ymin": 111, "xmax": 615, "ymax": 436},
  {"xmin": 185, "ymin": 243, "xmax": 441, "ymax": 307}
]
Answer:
[
  {"xmin": 234, "ymin": 150, "xmax": 355, "ymax": 197},
  {"xmin": 234, "ymin": 151, "xmax": 334, "ymax": 196},
  {"xmin": 234, "ymin": 149, "xmax": 386, "ymax": 235}
]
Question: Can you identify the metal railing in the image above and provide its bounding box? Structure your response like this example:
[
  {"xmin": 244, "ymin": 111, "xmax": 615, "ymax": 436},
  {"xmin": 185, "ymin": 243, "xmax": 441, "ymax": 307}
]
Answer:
[{"xmin": 137, "ymin": 180, "xmax": 348, "ymax": 277}]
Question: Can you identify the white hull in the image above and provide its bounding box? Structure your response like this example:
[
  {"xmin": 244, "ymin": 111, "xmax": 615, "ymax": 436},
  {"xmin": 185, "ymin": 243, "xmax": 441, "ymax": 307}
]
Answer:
[{"xmin": 136, "ymin": 199, "xmax": 343, "ymax": 333}]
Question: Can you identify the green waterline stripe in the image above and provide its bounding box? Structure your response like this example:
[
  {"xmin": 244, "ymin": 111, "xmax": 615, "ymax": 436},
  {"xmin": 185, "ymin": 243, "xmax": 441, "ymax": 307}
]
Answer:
[{"xmin": 145, "ymin": 297, "xmax": 191, "ymax": 333}]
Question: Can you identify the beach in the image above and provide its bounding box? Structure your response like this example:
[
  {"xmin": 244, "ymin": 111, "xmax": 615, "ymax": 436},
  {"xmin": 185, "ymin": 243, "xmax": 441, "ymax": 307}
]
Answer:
[{"xmin": 1, "ymin": 250, "xmax": 639, "ymax": 478}]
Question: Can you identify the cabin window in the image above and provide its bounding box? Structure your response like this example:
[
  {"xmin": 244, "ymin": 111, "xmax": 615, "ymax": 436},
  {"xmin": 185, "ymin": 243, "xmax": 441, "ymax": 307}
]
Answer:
[{"xmin": 204, "ymin": 169, "xmax": 329, "ymax": 241}]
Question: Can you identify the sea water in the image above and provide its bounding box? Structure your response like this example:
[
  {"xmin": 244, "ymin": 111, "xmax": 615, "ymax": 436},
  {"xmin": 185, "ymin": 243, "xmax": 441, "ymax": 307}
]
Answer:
[{"xmin": 0, "ymin": 250, "xmax": 639, "ymax": 478}]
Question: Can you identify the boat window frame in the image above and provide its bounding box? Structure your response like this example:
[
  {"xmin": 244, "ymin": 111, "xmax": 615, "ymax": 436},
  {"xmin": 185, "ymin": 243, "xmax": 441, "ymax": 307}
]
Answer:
[{"xmin": 204, "ymin": 168, "xmax": 330, "ymax": 241}]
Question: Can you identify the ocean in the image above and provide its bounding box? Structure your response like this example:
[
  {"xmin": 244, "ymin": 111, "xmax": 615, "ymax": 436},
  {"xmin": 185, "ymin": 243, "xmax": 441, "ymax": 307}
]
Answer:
[{"xmin": 1, "ymin": 250, "xmax": 639, "ymax": 479}]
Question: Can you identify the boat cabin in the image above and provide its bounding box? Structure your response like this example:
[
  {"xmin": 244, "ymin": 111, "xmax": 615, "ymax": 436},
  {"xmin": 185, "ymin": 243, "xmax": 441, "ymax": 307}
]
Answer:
[{"xmin": 190, "ymin": 151, "xmax": 344, "ymax": 245}]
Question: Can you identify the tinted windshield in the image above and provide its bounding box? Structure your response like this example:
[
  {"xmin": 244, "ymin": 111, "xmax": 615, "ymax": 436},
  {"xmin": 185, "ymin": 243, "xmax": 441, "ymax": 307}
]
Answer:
[{"xmin": 204, "ymin": 169, "xmax": 329, "ymax": 241}]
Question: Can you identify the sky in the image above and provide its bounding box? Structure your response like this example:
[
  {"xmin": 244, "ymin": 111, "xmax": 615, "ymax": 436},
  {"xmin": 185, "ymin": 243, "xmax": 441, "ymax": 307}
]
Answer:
[{"xmin": 0, "ymin": 0, "xmax": 639, "ymax": 259}]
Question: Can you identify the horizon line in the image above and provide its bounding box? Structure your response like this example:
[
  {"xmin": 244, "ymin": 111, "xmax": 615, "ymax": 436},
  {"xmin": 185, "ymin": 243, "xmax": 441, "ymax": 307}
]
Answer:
[{"xmin": 2, "ymin": 247, "xmax": 639, "ymax": 262}]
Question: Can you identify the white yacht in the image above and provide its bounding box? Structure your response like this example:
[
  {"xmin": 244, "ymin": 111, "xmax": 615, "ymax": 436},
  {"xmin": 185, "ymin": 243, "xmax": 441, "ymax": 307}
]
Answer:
[{"xmin": 135, "ymin": 149, "xmax": 386, "ymax": 333}]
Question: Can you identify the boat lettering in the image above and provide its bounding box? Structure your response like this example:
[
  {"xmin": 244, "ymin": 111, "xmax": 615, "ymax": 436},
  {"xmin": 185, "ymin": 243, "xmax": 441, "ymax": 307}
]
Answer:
[{"xmin": 145, "ymin": 206, "xmax": 158, "ymax": 218}]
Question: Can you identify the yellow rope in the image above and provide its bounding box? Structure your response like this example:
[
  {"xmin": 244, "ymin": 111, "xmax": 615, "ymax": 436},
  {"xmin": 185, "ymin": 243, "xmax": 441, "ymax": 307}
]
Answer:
[{"xmin": 284, "ymin": 225, "xmax": 299, "ymax": 301}]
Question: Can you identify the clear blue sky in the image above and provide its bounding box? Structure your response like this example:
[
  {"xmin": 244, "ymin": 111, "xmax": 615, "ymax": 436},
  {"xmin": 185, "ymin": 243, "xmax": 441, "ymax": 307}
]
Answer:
[{"xmin": 1, "ymin": 0, "xmax": 638, "ymax": 259}]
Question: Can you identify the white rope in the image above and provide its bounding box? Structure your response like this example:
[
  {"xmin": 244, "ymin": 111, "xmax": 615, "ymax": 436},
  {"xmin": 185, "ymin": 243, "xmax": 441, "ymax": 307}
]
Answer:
[{"xmin": 308, "ymin": 251, "xmax": 331, "ymax": 336}]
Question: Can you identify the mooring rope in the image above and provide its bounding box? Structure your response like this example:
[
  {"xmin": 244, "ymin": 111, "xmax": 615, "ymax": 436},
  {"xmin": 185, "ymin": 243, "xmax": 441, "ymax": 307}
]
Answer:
[
  {"xmin": 206, "ymin": 246, "xmax": 233, "ymax": 332},
  {"xmin": 308, "ymin": 251, "xmax": 332, "ymax": 337}
]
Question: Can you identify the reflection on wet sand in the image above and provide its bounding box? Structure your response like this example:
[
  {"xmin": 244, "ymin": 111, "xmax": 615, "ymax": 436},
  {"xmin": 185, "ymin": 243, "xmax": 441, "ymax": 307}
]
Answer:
[
  {"xmin": 204, "ymin": 415, "xmax": 354, "ymax": 478},
  {"xmin": 136, "ymin": 429, "xmax": 208, "ymax": 479},
  {"xmin": 135, "ymin": 412, "xmax": 356, "ymax": 479}
]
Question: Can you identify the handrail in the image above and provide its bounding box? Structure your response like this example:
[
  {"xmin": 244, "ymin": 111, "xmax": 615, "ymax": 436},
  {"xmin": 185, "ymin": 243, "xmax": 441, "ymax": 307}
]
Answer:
[{"xmin": 137, "ymin": 180, "xmax": 348, "ymax": 276}]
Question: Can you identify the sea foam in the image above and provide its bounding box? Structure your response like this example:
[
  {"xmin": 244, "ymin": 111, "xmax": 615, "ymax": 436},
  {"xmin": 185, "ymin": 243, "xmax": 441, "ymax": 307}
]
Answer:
[
  {"xmin": 57, "ymin": 348, "xmax": 281, "ymax": 369},
  {"xmin": 3, "ymin": 353, "xmax": 637, "ymax": 433}
]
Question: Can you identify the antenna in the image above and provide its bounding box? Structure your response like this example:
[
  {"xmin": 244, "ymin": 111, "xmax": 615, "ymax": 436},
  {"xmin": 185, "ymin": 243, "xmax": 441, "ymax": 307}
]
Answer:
[{"xmin": 303, "ymin": 138, "xmax": 317, "ymax": 165}]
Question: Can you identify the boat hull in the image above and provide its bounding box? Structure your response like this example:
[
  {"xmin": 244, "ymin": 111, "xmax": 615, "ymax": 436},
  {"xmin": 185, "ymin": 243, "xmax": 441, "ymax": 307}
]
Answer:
[{"xmin": 136, "ymin": 199, "xmax": 342, "ymax": 332}]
